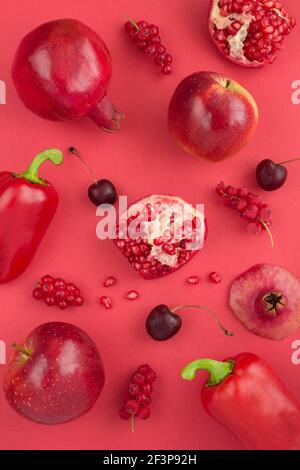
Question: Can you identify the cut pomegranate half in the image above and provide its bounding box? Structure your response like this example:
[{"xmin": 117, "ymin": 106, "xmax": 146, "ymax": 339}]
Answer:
[
  {"xmin": 114, "ymin": 195, "xmax": 207, "ymax": 280},
  {"xmin": 208, "ymin": 0, "xmax": 296, "ymax": 68}
]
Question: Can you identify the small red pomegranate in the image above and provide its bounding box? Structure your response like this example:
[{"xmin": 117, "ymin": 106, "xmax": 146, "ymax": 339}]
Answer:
[
  {"xmin": 114, "ymin": 195, "xmax": 207, "ymax": 279},
  {"xmin": 208, "ymin": 0, "xmax": 295, "ymax": 68},
  {"xmin": 12, "ymin": 19, "xmax": 123, "ymax": 131}
]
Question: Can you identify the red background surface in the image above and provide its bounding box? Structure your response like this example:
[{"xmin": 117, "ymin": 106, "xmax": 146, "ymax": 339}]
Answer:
[{"xmin": 0, "ymin": 0, "xmax": 300, "ymax": 451}]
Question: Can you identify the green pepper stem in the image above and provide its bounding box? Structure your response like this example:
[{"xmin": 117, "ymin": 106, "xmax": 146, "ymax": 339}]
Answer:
[
  {"xmin": 181, "ymin": 358, "xmax": 234, "ymax": 387},
  {"xmin": 16, "ymin": 149, "xmax": 63, "ymax": 185}
]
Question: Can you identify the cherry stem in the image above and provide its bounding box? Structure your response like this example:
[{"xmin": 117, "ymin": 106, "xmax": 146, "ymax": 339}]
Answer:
[
  {"xmin": 278, "ymin": 158, "xmax": 300, "ymax": 166},
  {"xmin": 259, "ymin": 219, "xmax": 274, "ymax": 248},
  {"xmin": 171, "ymin": 305, "xmax": 234, "ymax": 337},
  {"xmin": 68, "ymin": 147, "xmax": 97, "ymax": 184},
  {"xmin": 131, "ymin": 415, "xmax": 135, "ymax": 433}
]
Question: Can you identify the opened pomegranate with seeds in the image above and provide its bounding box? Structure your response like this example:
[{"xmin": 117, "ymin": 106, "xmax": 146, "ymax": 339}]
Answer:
[
  {"xmin": 209, "ymin": 0, "xmax": 295, "ymax": 68},
  {"xmin": 114, "ymin": 195, "xmax": 207, "ymax": 280}
]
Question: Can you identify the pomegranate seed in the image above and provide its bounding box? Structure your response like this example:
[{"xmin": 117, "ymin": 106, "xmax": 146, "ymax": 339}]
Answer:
[
  {"xmin": 186, "ymin": 275, "xmax": 200, "ymax": 285},
  {"xmin": 103, "ymin": 276, "xmax": 117, "ymax": 287},
  {"xmin": 125, "ymin": 290, "xmax": 140, "ymax": 301},
  {"xmin": 209, "ymin": 272, "xmax": 222, "ymax": 284},
  {"xmin": 100, "ymin": 296, "xmax": 112, "ymax": 309}
]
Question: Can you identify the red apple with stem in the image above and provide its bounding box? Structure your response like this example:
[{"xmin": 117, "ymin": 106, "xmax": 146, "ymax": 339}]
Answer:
[
  {"xmin": 3, "ymin": 322, "xmax": 105, "ymax": 424},
  {"xmin": 168, "ymin": 71, "xmax": 258, "ymax": 162}
]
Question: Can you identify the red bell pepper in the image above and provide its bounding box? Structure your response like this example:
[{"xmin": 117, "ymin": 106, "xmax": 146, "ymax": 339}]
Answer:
[
  {"xmin": 0, "ymin": 149, "xmax": 63, "ymax": 283},
  {"xmin": 182, "ymin": 352, "xmax": 300, "ymax": 450}
]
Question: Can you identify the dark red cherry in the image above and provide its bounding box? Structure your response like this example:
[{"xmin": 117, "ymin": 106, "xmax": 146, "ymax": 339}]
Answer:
[
  {"xmin": 256, "ymin": 159, "xmax": 287, "ymax": 191},
  {"xmin": 69, "ymin": 147, "xmax": 118, "ymax": 206},
  {"xmin": 146, "ymin": 304, "xmax": 233, "ymax": 342},
  {"xmin": 146, "ymin": 304, "xmax": 182, "ymax": 341},
  {"xmin": 88, "ymin": 179, "xmax": 117, "ymax": 206}
]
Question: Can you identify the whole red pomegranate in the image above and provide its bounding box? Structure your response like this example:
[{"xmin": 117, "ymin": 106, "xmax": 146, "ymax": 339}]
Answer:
[
  {"xmin": 114, "ymin": 195, "xmax": 207, "ymax": 279},
  {"xmin": 4, "ymin": 322, "xmax": 105, "ymax": 424},
  {"xmin": 12, "ymin": 19, "xmax": 123, "ymax": 131},
  {"xmin": 209, "ymin": 0, "xmax": 295, "ymax": 68}
]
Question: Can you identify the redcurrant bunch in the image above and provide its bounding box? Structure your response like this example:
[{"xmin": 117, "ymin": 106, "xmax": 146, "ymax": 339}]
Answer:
[
  {"xmin": 33, "ymin": 275, "xmax": 84, "ymax": 310},
  {"xmin": 119, "ymin": 364, "xmax": 156, "ymax": 431},
  {"xmin": 216, "ymin": 182, "xmax": 274, "ymax": 246},
  {"xmin": 125, "ymin": 19, "xmax": 172, "ymax": 75}
]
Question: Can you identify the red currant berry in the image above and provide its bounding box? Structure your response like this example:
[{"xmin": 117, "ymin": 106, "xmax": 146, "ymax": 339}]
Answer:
[
  {"xmin": 155, "ymin": 53, "xmax": 167, "ymax": 65},
  {"xmin": 145, "ymin": 370, "xmax": 157, "ymax": 383},
  {"xmin": 247, "ymin": 194, "xmax": 261, "ymax": 206},
  {"xmin": 209, "ymin": 272, "xmax": 221, "ymax": 284},
  {"xmin": 55, "ymin": 289, "xmax": 67, "ymax": 301},
  {"xmin": 142, "ymin": 383, "xmax": 153, "ymax": 395},
  {"xmin": 66, "ymin": 295, "xmax": 75, "ymax": 305},
  {"xmin": 132, "ymin": 373, "xmax": 145, "ymax": 386},
  {"xmin": 237, "ymin": 187, "xmax": 249, "ymax": 198},
  {"xmin": 33, "ymin": 288, "xmax": 43, "ymax": 300},
  {"xmin": 237, "ymin": 199, "xmax": 248, "ymax": 212},
  {"xmin": 125, "ymin": 400, "xmax": 139, "ymax": 416},
  {"xmin": 164, "ymin": 54, "xmax": 173, "ymax": 64},
  {"xmin": 145, "ymin": 45, "xmax": 157, "ymax": 57},
  {"xmin": 244, "ymin": 204, "xmax": 259, "ymax": 220},
  {"xmin": 149, "ymin": 35, "xmax": 161, "ymax": 45},
  {"xmin": 74, "ymin": 296, "xmax": 84, "ymax": 307},
  {"xmin": 54, "ymin": 278, "xmax": 66, "ymax": 289},
  {"xmin": 137, "ymin": 20, "xmax": 148, "ymax": 29},
  {"xmin": 45, "ymin": 296, "xmax": 56, "ymax": 307},
  {"xmin": 139, "ymin": 407, "xmax": 151, "ymax": 420},
  {"xmin": 156, "ymin": 45, "xmax": 166, "ymax": 55},
  {"xmin": 226, "ymin": 186, "xmax": 238, "ymax": 196},
  {"xmin": 137, "ymin": 364, "xmax": 149, "ymax": 375},
  {"xmin": 136, "ymin": 393, "xmax": 151, "ymax": 406},
  {"xmin": 259, "ymin": 205, "xmax": 271, "ymax": 220},
  {"xmin": 162, "ymin": 65, "xmax": 172, "ymax": 75},
  {"xmin": 66, "ymin": 283, "xmax": 77, "ymax": 293},
  {"xmin": 136, "ymin": 40, "xmax": 148, "ymax": 50},
  {"xmin": 138, "ymin": 27, "xmax": 151, "ymax": 40},
  {"xmin": 148, "ymin": 24, "xmax": 159, "ymax": 37},
  {"xmin": 58, "ymin": 300, "xmax": 68, "ymax": 310},
  {"xmin": 125, "ymin": 21, "xmax": 136, "ymax": 33},
  {"xmin": 128, "ymin": 383, "xmax": 140, "ymax": 396},
  {"xmin": 129, "ymin": 29, "xmax": 139, "ymax": 40},
  {"xmin": 41, "ymin": 282, "xmax": 54, "ymax": 296},
  {"xmin": 119, "ymin": 406, "xmax": 131, "ymax": 420},
  {"xmin": 247, "ymin": 222, "xmax": 263, "ymax": 235},
  {"xmin": 41, "ymin": 275, "xmax": 54, "ymax": 284}
]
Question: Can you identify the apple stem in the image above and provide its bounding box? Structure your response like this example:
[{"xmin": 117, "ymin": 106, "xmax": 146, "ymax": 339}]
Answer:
[
  {"xmin": 68, "ymin": 147, "xmax": 97, "ymax": 184},
  {"xmin": 131, "ymin": 415, "xmax": 135, "ymax": 433},
  {"xmin": 278, "ymin": 157, "xmax": 300, "ymax": 166},
  {"xmin": 259, "ymin": 219, "xmax": 274, "ymax": 248},
  {"xmin": 225, "ymin": 80, "xmax": 231, "ymax": 88},
  {"xmin": 11, "ymin": 343, "xmax": 31, "ymax": 357},
  {"xmin": 171, "ymin": 305, "xmax": 234, "ymax": 336}
]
